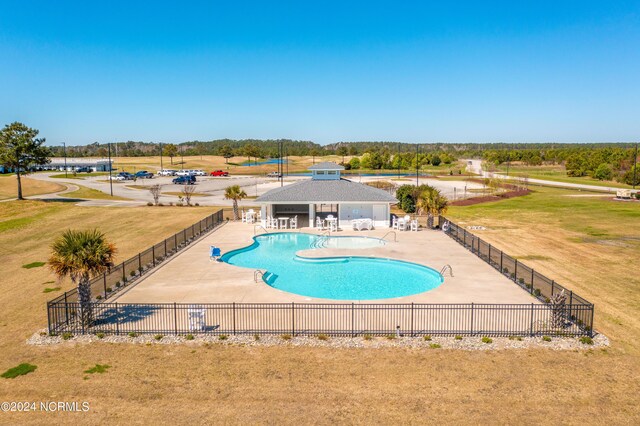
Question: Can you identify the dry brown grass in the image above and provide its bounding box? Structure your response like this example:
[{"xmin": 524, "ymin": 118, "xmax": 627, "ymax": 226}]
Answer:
[
  {"xmin": 0, "ymin": 175, "xmax": 65, "ymax": 200},
  {"xmin": 0, "ymin": 195, "xmax": 639, "ymax": 424}
]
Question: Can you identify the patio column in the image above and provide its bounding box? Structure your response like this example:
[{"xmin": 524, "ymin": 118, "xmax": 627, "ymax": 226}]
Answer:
[
  {"xmin": 308, "ymin": 204, "xmax": 315, "ymax": 227},
  {"xmin": 260, "ymin": 205, "xmax": 267, "ymax": 227}
]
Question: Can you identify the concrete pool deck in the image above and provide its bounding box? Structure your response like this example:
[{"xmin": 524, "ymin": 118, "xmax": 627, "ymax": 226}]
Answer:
[{"xmin": 114, "ymin": 221, "xmax": 540, "ymax": 305}]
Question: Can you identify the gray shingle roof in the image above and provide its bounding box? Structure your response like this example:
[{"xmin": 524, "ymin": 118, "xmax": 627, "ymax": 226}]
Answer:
[
  {"xmin": 256, "ymin": 178, "xmax": 397, "ymax": 203},
  {"xmin": 307, "ymin": 162, "xmax": 345, "ymax": 170}
]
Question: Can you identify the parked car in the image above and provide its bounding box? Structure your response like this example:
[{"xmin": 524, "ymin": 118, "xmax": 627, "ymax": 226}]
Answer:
[
  {"xmin": 172, "ymin": 175, "xmax": 196, "ymax": 185},
  {"xmin": 109, "ymin": 175, "xmax": 125, "ymax": 181},
  {"xmin": 210, "ymin": 170, "xmax": 229, "ymax": 177},
  {"xmin": 175, "ymin": 170, "xmax": 193, "ymax": 176},
  {"xmin": 135, "ymin": 170, "xmax": 154, "ymax": 179},
  {"xmin": 192, "ymin": 169, "xmax": 206, "ymax": 176},
  {"xmin": 158, "ymin": 169, "xmax": 177, "ymax": 176},
  {"xmin": 266, "ymin": 171, "xmax": 282, "ymax": 178},
  {"xmin": 117, "ymin": 172, "xmax": 135, "ymax": 180}
]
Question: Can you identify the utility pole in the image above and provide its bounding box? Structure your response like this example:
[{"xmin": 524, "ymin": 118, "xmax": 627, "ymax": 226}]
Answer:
[
  {"xmin": 279, "ymin": 141, "xmax": 283, "ymax": 187},
  {"xmin": 159, "ymin": 142, "xmax": 163, "ymax": 172},
  {"xmin": 286, "ymin": 148, "xmax": 289, "ymax": 176},
  {"xmin": 108, "ymin": 142, "xmax": 113, "ymax": 196},
  {"xmin": 397, "ymin": 142, "xmax": 401, "ymax": 179},
  {"xmin": 415, "ymin": 143, "xmax": 419, "ymax": 186},
  {"xmin": 634, "ymin": 142, "xmax": 638, "ymax": 189},
  {"xmin": 180, "ymin": 145, "xmax": 184, "ymax": 170},
  {"xmin": 63, "ymin": 142, "xmax": 68, "ymax": 178}
]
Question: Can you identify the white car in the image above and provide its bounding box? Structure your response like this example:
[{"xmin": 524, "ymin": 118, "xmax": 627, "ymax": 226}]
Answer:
[
  {"xmin": 175, "ymin": 170, "xmax": 193, "ymax": 176},
  {"xmin": 192, "ymin": 169, "xmax": 206, "ymax": 176},
  {"xmin": 109, "ymin": 175, "xmax": 125, "ymax": 181},
  {"xmin": 158, "ymin": 169, "xmax": 177, "ymax": 176}
]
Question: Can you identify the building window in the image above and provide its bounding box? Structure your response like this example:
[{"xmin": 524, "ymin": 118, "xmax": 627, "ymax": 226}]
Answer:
[
  {"xmin": 327, "ymin": 170, "xmax": 337, "ymax": 175},
  {"xmin": 315, "ymin": 171, "xmax": 325, "ymax": 175}
]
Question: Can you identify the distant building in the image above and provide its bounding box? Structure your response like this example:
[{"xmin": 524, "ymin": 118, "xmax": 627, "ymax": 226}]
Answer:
[{"xmin": 44, "ymin": 158, "xmax": 114, "ymax": 172}]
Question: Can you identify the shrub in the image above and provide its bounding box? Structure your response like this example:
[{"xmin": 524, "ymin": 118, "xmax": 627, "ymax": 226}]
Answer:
[
  {"xmin": 542, "ymin": 336, "xmax": 552, "ymax": 342},
  {"xmin": 579, "ymin": 336, "xmax": 594, "ymax": 345},
  {"xmin": 254, "ymin": 334, "xmax": 260, "ymax": 341},
  {"xmin": 128, "ymin": 332, "xmax": 138, "ymax": 338},
  {"xmin": 62, "ymin": 332, "xmax": 73, "ymax": 340},
  {"xmin": 106, "ymin": 287, "xmax": 112, "ymax": 292},
  {"xmin": 95, "ymin": 295, "xmax": 102, "ymax": 300},
  {"xmin": 280, "ymin": 334, "xmax": 292, "ymax": 341},
  {"xmin": 22, "ymin": 261, "xmax": 46, "ymax": 269},
  {"xmin": 96, "ymin": 332, "xmax": 105, "ymax": 339},
  {"xmin": 363, "ymin": 334, "xmax": 373, "ymax": 341},
  {"xmin": 481, "ymin": 337, "xmax": 493, "ymax": 344},
  {"xmin": 508, "ymin": 335, "xmax": 523, "ymax": 341},
  {"xmin": 534, "ymin": 289, "xmax": 542, "ymax": 297},
  {"xmin": 429, "ymin": 343, "xmax": 441, "ymax": 349},
  {"xmin": 423, "ymin": 335, "xmax": 432, "ymax": 341},
  {"xmin": 154, "ymin": 334, "xmax": 164, "ymax": 341},
  {"xmin": 317, "ymin": 334, "xmax": 329, "ymax": 341},
  {"xmin": 138, "ymin": 266, "xmax": 143, "ymax": 273},
  {"xmin": 195, "ymin": 203, "xmax": 200, "ymax": 207},
  {"xmin": 510, "ymin": 273, "xmax": 516, "ymax": 280},
  {"xmin": 218, "ymin": 334, "xmax": 228, "ymax": 340},
  {"xmin": 84, "ymin": 364, "xmax": 111, "ymax": 374},
  {"xmin": 454, "ymin": 335, "xmax": 462, "ymax": 340},
  {"xmin": 1, "ymin": 363, "xmax": 37, "ymax": 379},
  {"xmin": 158, "ymin": 202, "xmax": 164, "ymax": 206},
  {"xmin": 147, "ymin": 202, "xmax": 153, "ymax": 206},
  {"xmin": 385, "ymin": 335, "xmax": 396, "ymax": 340},
  {"xmin": 518, "ymin": 278, "xmax": 525, "ymax": 284},
  {"xmin": 115, "ymin": 282, "xmax": 121, "ymax": 288},
  {"xmin": 544, "ymin": 297, "xmax": 551, "ymax": 303},
  {"xmin": 130, "ymin": 270, "xmax": 136, "ymax": 277},
  {"xmin": 185, "ymin": 334, "xmax": 194, "ymax": 341},
  {"xmin": 503, "ymin": 267, "xmax": 509, "ymax": 274}
]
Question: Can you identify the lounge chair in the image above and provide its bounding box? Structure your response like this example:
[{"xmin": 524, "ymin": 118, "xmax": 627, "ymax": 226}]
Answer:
[
  {"xmin": 188, "ymin": 306, "xmax": 206, "ymax": 331},
  {"xmin": 209, "ymin": 245, "xmax": 222, "ymax": 261}
]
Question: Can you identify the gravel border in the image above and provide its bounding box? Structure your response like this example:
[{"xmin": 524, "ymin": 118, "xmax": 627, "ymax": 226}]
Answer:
[{"xmin": 27, "ymin": 329, "xmax": 609, "ymax": 350}]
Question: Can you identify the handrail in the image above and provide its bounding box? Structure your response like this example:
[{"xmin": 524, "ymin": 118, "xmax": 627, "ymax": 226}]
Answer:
[
  {"xmin": 254, "ymin": 270, "xmax": 265, "ymax": 283},
  {"xmin": 320, "ymin": 230, "xmax": 331, "ymax": 236},
  {"xmin": 254, "ymin": 224, "xmax": 268, "ymax": 235},
  {"xmin": 440, "ymin": 264, "xmax": 453, "ymax": 277},
  {"xmin": 381, "ymin": 230, "xmax": 397, "ymax": 242}
]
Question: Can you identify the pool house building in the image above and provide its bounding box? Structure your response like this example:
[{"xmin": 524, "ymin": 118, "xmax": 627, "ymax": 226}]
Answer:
[{"xmin": 256, "ymin": 162, "xmax": 397, "ymax": 229}]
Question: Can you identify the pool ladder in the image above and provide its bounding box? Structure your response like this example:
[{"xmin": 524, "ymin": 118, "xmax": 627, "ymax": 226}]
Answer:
[
  {"xmin": 440, "ymin": 264, "xmax": 453, "ymax": 277},
  {"xmin": 254, "ymin": 270, "xmax": 266, "ymax": 283},
  {"xmin": 254, "ymin": 225, "xmax": 269, "ymax": 235}
]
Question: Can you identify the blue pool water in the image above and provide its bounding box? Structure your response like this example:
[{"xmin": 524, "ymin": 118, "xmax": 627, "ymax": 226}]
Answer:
[
  {"xmin": 242, "ymin": 158, "xmax": 289, "ymax": 166},
  {"xmin": 221, "ymin": 233, "xmax": 443, "ymax": 300}
]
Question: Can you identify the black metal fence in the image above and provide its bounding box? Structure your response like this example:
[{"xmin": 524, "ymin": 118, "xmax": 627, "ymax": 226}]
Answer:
[
  {"xmin": 47, "ymin": 302, "xmax": 593, "ymax": 337},
  {"xmin": 47, "ymin": 209, "xmax": 225, "ymax": 309},
  {"xmin": 442, "ymin": 218, "xmax": 594, "ymax": 334}
]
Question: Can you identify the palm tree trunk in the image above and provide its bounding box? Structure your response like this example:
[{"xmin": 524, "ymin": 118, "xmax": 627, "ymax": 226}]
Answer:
[
  {"xmin": 78, "ymin": 275, "xmax": 94, "ymax": 327},
  {"xmin": 233, "ymin": 199, "xmax": 239, "ymax": 220},
  {"xmin": 16, "ymin": 171, "xmax": 23, "ymax": 200},
  {"xmin": 427, "ymin": 213, "xmax": 434, "ymax": 229}
]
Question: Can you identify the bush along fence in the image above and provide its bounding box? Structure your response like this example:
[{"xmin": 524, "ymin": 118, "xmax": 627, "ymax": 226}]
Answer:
[
  {"xmin": 48, "ymin": 302, "xmax": 593, "ymax": 337},
  {"xmin": 442, "ymin": 218, "xmax": 594, "ymax": 336},
  {"xmin": 47, "ymin": 209, "xmax": 225, "ymax": 311}
]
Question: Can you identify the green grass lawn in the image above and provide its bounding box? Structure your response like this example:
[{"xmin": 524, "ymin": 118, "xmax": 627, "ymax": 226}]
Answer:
[
  {"xmin": 60, "ymin": 185, "xmax": 129, "ymax": 201},
  {"xmin": 492, "ymin": 164, "xmax": 631, "ymax": 189},
  {"xmin": 49, "ymin": 172, "xmax": 109, "ymax": 179}
]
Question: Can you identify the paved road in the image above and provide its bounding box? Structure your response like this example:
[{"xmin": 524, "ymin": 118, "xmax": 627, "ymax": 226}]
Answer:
[{"xmin": 465, "ymin": 159, "xmax": 621, "ymax": 193}]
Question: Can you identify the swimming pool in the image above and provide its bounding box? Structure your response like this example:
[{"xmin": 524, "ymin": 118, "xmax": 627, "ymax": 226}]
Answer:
[{"xmin": 221, "ymin": 233, "xmax": 443, "ymax": 300}]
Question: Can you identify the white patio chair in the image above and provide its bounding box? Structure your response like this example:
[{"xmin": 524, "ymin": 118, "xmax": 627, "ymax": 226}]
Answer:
[
  {"xmin": 290, "ymin": 216, "xmax": 298, "ymax": 229},
  {"xmin": 241, "ymin": 211, "xmax": 247, "ymax": 223},
  {"xmin": 352, "ymin": 219, "xmax": 360, "ymax": 231},
  {"xmin": 270, "ymin": 217, "xmax": 278, "ymax": 229},
  {"xmin": 187, "ymin": 307, "xmax": 206, "ymax": 331},
  {"xmin": 364, "ymin": 219, "xmax": 373, "ymax": 231},
  {"xmin": 410, "ymin": 219, "xmax": 418, "ymax": 231},
  {"xmin": 329, "ymin": 219, "xmax": 338, "ymax": 232},
  {"xmin": 316, "ymin": 217, "xmax": 324, "ymax": 230},
  {"xmin": 392, "ymin": 217, "xmax": 399, "ymax": 230}
]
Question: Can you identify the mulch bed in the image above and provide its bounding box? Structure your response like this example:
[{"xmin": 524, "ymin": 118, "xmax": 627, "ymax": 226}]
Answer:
[{"xmin": 450, "ymin": 189, "xmax": 531, "ymax": 206}]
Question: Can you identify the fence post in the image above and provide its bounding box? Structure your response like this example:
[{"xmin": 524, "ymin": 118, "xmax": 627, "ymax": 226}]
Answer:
[
  {"xmin": 351, "ymin": 303, "xmax": 355, "ymax": 337},
  {"xmin": 115, "ymin": 302, "xmax": 120, "ymax": 335},
  {"xmin": 551, "ymin": 280, "xmax": 555, "ymax": 296},
  {"xmin": 500, "ymin": 251, "xmax": 503, "ymax": 272},
  {"xmin": 232, "ymin": 302, "xmax": 236, "ymax": 335},
  {"xmin": 488, "ymin": 244, "xmax": 492, "ymax": 265},
  {"xmin": 103, "ymin": 272, "xmax": 108, "ymax": 299},
  {"xmin": 470, "ymin": 303, "xmax": 474, "ymax": 336},
  {"xmin": 589, "ymin": 305, "xmax": 595, "ymax": 337},
  {"xmin": 174, "ymin": 234, "xmax": 177, "ymax": 251},
  {"xmin": 46, "ymin": 302, "xmax": 52, "ymax": 335},
  {"xmin": 138, "ymin": 252, "xmax": 142, "ymax": 273},
  {"xmin": 529, "ymin": 303, "xmax": 534, "ymax": 336},
  {"xmin": 569, "ymin": 291, "xmax": 574, "ymax": 320},
  {"xmin": 64, "ymin": 292, "xmax": 69, "ymax": 325},
  {"xmin": 122, "ymin": 261, "xmax": 126, "ymax": 283},
  {"xmin": 183, "ymin": 229, "xmax": 187, "ymax": 245},
  {"xmin": 514, "ymin": 259, "xmax": 518, "ymax": 282},
  {"xmin": 530, "ymin": 269, "xmax": 534, "ymax": 294},
  {"xmin": 152, "ymin": 245, "xmax": 155, "ymax": 267},
  {"xmin": 164, "ymin": 238, "xmax": 167, "ymax": 258},
  {"xmin": 291, "ymin": 302, "xmax": 295, "ymax": 337},
  {"xmin": 410, "ymin": 303, "xmax": 414, "ymax": 337},
  {"xmin": 174, "ymin": 302, "xmax": 178, "ymax": 335}
]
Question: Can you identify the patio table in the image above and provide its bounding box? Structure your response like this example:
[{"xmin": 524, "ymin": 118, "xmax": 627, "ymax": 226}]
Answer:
[{"xmin": 277, "ymin": 217, "xmax": 289, "ymax": 229}]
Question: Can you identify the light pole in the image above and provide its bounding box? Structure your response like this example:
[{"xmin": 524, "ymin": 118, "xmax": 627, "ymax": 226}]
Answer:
[
  {"xmin": 415, "ymin": 143, "xmax": 419, "ymax": 186},
  {"xmin": 108, "ymin": 142, "xmax": 113, "ymax": 196},
  {"xmin": 160, "ymin": 142, "xmax": 163, "ymax": 172},
  {"xmin": 397, "ymin": 142, "xmax": 401, "ymax": 179},
  {"xmin": 181, "ymin": 145, "xmax": 184, "ymax": 170},
  {"xmin": 63, "ymin": 142, "xmax": 68, "ymax": 178}
]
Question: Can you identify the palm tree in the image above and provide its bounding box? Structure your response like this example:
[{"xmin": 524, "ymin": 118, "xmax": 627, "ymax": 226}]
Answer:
[
  {"xmin": 224, "ymin": 185, "xmax": 247, "ymax": 220},
  {"xmin": 417, "ymin": 186, "xmax": 448, "ymax": 228},
  {"xmin": 49, "ymin": 229, "xmax": 116, "ymax": 327}
]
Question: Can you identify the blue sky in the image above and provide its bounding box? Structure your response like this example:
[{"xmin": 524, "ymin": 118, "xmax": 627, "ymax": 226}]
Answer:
[{"xmin": 1, "ymin": 1, "xmax": 639, "ymax": 146}]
